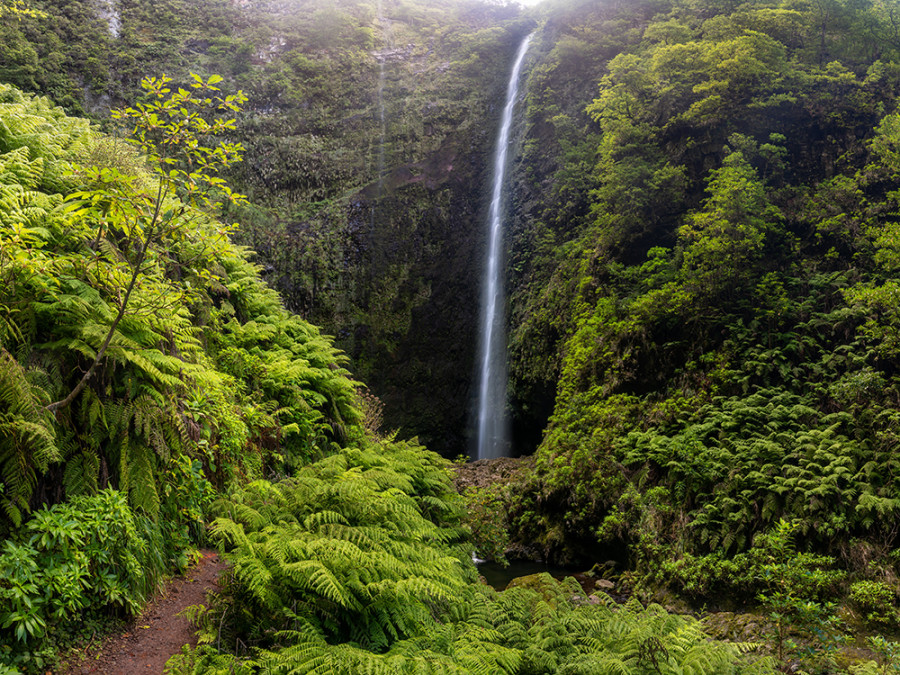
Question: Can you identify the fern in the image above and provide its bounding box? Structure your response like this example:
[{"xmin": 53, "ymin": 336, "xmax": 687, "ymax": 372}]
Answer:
[
  {"xmin": 190, "ymin": 436, "xmax": 771, "ymax": 675},
  {"xmin": 0, "ymin": 350, "xmax": 58, "ymax": 527},
  {"xmin": 62, "ymin": 449, "xmax": 100, "ymax": 498}
]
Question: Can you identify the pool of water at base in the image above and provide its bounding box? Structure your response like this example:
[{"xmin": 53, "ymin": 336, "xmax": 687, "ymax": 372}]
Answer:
[{"xmin": 476, "ymin": 559, "xmax": 585, "ymax": 592}]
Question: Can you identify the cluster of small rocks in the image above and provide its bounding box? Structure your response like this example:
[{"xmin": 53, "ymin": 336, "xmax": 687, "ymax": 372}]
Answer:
[{"xmin": 452, "ymin": 455, "xmax": 531, "ymax": 493}]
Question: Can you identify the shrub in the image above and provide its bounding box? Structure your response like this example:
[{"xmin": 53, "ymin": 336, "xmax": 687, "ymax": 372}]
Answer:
[
  {"xmin": 0, "ymin": 490, "xmax": 156, "ymax": 671},
  {"xmin": 462, "ymin": 484, "xmax": 511, "ymax": 565},
  {"xmin": 850, "ymin": 581, "xmax": 898, "ymax": 627}
]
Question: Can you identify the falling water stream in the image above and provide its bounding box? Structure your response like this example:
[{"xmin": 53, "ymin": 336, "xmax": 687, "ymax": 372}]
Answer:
[
  {"xmin": 476, "ymin": 34, "xmax": 533, "ymax": 461},
  {"xmin": 93, "ymin": 0, "xmax": 121, "ymax": 38}
]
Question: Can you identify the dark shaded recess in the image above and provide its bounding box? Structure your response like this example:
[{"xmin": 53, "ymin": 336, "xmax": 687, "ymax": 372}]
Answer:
[
  {"xmin": 527, "ymin": 486, "xmax": 629, "ymax": 569},
  {"xmin": 509, "ymin": 388, "xmax": 555, "ymax": 459},
  {"xmin": 347, "ymin": 162, "xmax": 487, "ymax": 458}
]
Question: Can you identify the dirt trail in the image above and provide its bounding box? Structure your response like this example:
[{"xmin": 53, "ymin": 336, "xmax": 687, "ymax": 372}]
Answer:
[{"xmin": 62, "ymin": 551, "xmax": 228, "ymax": 675}]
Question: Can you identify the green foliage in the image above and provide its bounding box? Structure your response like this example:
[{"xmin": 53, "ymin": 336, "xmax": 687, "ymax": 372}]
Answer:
[
  {"xmin": 0, "ymin": 78, "xmax": 363, "ymax": 519},
  {"xmin": 851, "ymin": 637, "xmax": 900, "ymax": 675},
  {"xmin": 0, "ymin": 352, "xmax": 57, "ymax": 529},
  {"xmin": 0, "ymin": 490, "xmax": 156, "ymax": 671},
  {"xmin": 462, "ymin": 484, "xmax": 511, "ymax": 566},
  {"xmin": 754, "ymin": 521, "xmax": 843, "ymax": 667},
  {"xmin": 43, "ymin": 72, "xmax": 248, "ymax": 417},
  {"xmin": 504, "ymin": 0, "xmax": 900, "ymax": 590},
  {"xmin": 849, "ymin": 581, "xmax": 899, "ymax": 627},
  {"xmin": 206, "ymin": 438, "xmax": 469, "ymax": 652},
  {"xmin": 678, "ymin": 152, "xmax": 778, "ymax": 303},
  {"xmin": 172, "ymin": 439, "xmax": 772, "ymax": 674},
  {"xmin": 0, "ymin": 77, "xmax": 365, "ymax": 667},
  {"xmin": 110, "ymin": 73, "xmax": 247, "ymax": 210},
  {"xmin": 0, "ymin": 1, "xmax": 45, "ymax": 19}
]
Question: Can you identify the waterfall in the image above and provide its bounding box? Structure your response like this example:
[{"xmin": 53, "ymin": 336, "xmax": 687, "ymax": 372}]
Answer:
[
  {"xmin": 376, "ymin": 56, "xmax": 386, "ymax": 194},
  {"xmin": 93, "ymin": 0, "xmax": 121, "ymax": 38},
  {"xmin": 476, "ymin": 34, "xmax": 533, "ymax": 461}
]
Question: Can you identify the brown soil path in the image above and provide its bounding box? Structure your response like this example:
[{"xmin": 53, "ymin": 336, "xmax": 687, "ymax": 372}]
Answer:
[{"xmin": 62, "ymin": 551, "xmax": 228, "ymax": 675}]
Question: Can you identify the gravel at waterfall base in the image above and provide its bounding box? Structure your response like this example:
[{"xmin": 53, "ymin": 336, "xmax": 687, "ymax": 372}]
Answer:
[
  {"xmin": 61, "ymin": 551, "xmax": 228, "ymax": 675},
  {"xmin": 453, "ymin": 455, "xmax": 532, "ymax": 493}
]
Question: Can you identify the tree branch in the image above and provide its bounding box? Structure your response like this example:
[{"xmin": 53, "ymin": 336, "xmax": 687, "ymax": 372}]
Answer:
[{"xmin": 46, "ymin": 179, "xmax": 169, "ymax": 414}]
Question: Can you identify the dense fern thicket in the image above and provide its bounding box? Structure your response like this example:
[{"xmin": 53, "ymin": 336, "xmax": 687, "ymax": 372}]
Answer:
[
  {"xmin": 0, "ymin": 81, "xmax": 364, "ymax": 669},
  {"xmin": 167, "ymin": 438, "xmax": 773, "ymax": 675},
  {"xmin": 500, "ymin": 0, "xmax": 900, "ymax": 592},
  {"xmin": 0, "ymin": 0, "xmax": 534, "ymax": 455}
]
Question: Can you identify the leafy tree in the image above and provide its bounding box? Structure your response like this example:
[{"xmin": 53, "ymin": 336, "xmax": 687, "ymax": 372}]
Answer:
[
  {"xmin": 677, "ymin": 151, "xmax": 779, "ymax": 303},
  {"xmin": 46, "ymin": 74, "xmax": 247, "ymax": 414}
]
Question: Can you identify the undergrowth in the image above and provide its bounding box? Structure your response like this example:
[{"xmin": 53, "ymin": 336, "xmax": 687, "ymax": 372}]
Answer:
[
  {"xmin": 167, "ymin": 438, "xmax": 775, "ymax": 675},
  {"xmin": 0, "ymin": 78, "xmax": 359, "ymax": 669}
]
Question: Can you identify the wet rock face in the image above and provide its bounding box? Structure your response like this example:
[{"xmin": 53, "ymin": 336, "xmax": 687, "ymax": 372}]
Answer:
[
  {"xmin": 373, "ymin": 44, "xmax": 415, "ymax": 62},
  {"xmin": 337, "ymin": 169, "xmax": 487, "ymax": 458},
  {"xmin": 92, "ymin": 0, "xmax": 121, "ymax": 38},
  {"xmin": 220, "ymin": 15, "xmax": 531, "ymax": 460}
]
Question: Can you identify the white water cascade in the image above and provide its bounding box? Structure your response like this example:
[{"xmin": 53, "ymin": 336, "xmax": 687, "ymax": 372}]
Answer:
[
  {"xmin": 476, "ymin": 34, "xmax": 533, "ymax": 461},
  {"xmin": 93, "ymin": 0, "xmax": 121, "ymax": 39}
]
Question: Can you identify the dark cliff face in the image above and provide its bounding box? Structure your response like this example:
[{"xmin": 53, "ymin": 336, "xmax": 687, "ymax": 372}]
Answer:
[{"xmin": 331, "ymin": 152, "xmax": 491, "ymax": 457}]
